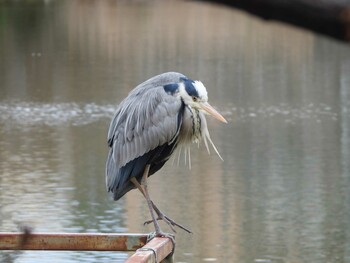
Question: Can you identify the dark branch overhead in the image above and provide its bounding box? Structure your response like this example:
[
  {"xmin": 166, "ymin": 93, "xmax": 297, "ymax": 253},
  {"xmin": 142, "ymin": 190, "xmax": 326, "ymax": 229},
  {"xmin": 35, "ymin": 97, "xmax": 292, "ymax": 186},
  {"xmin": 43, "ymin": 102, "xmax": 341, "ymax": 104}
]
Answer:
[{"xmin": 199, "ymin": 0, "xmax": 350, "ymax": 43}]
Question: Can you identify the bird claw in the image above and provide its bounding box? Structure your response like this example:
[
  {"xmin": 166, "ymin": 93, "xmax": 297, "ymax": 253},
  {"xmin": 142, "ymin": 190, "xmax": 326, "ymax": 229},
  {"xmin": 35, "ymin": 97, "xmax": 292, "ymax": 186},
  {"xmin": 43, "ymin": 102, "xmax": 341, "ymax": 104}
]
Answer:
[
  {"xmin": 144, "ymin": 218, "xmax": 158, "ymax": 226},
  {"xmin": 147, "ymin": 231, "xmax": 175, "ymax": 240},
  {"xmin": 144, "ymin": 213, "xmax": 192, "ymax": 234},
  {"xmin": 144, "ymin": 216, "xmax": 177, "ymax": 233}
]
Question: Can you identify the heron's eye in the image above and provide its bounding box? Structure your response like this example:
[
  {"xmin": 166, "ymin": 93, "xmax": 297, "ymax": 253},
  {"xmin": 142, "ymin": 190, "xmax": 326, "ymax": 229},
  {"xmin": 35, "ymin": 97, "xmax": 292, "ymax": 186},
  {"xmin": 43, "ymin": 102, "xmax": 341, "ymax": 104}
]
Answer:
[{"xmin": 192, "ymin": 96, "xmax": 198, "ymax": 102}]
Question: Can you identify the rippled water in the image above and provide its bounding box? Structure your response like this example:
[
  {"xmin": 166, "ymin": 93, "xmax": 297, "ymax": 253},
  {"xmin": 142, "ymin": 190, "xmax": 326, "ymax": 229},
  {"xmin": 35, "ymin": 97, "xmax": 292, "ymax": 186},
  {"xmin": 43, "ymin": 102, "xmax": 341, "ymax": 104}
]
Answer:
[
  {"xmin": 0, "ymin": 101, "xmax": 341, "ymax": 126},
  {"xmin": 0, "ymin": 102, "xmax": 115, "ymax": 126},
  {"xmin": 1, "ymin": 1, "xmax": 350, "ymax": 263}
]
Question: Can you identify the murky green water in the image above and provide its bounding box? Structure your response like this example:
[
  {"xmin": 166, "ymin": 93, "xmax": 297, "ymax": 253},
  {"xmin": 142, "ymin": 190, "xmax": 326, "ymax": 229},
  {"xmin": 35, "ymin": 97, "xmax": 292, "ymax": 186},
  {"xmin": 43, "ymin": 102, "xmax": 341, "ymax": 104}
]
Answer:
[{"xmin": 1, "ymin": 1, "xmax": 350, "ymax": 262}]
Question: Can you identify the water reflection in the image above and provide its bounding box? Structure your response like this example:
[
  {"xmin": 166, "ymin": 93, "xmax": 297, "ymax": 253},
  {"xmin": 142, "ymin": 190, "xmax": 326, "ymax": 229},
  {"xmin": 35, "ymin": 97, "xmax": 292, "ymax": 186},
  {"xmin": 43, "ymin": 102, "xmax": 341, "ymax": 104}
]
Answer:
[{"xmin": 1, "ymin": 1, "xmax": 350, "ymax": 263}]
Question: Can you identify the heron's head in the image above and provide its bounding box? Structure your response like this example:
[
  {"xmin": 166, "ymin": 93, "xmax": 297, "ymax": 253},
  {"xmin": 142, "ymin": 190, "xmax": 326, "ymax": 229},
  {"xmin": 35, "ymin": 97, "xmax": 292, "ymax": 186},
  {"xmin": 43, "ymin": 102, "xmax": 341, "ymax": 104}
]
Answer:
[{"xmin": 165, "ymin": 78, "xmax": 227, "ymax": 123}]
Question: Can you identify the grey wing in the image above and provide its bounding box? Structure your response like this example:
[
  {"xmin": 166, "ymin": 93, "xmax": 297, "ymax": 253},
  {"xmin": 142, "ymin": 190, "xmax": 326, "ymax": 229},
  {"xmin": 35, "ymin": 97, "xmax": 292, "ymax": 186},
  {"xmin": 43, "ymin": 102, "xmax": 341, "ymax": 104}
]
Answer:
[
  {"xmin": 106, "ymin": 81, "xmax": 183, "ymax": 192},
  {"xmin": 107, "ymin": 72, "xmax": 186, "ymax": 143}
]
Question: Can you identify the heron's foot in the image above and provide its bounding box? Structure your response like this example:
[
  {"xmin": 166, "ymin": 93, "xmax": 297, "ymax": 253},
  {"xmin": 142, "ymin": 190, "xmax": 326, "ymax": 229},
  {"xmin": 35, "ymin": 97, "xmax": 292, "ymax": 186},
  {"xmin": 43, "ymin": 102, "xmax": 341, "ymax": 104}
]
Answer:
[
  {"xmin": 147, "ymin": 230, "xmax": 175, "ymax": 240},
  {"xmin": 144, "ymin": 211, "xmax": 192, "ymax": 234}
]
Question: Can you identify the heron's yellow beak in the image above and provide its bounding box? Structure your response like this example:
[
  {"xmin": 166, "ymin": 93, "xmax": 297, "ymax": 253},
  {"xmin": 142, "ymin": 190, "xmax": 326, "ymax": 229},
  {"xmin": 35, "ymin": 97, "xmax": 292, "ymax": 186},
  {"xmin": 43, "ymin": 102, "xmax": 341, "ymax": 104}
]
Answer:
[{"xmin": 200, "ymin": 102, "xmax": 227, "ymax": 123}]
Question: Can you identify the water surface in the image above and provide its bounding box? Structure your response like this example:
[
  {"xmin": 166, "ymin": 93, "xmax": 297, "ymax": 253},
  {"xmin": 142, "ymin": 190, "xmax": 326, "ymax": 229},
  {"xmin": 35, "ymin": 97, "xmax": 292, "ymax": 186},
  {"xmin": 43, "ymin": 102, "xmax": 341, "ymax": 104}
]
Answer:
[{"xmin": 1, "ymin": 1, "xmax": 350, "ymax": 262}]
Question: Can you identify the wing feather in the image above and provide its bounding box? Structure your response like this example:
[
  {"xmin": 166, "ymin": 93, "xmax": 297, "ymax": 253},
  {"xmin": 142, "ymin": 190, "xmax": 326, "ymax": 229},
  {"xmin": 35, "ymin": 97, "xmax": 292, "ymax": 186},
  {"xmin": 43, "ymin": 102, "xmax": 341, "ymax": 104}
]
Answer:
[
  {"xmin": 106, "ymin": 72, "xmax": 186, "ymax": 197},
  {"xmin": 114, "ymin": 91, "xmax": 182, "ymax": 169}
]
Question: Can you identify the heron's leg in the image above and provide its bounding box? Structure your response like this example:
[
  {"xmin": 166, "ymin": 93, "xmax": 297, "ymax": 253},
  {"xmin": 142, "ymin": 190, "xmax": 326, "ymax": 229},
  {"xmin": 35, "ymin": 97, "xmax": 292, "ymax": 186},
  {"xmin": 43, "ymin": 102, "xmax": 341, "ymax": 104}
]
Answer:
[
  {"xmin": 131, "ymin": 167, "xmax": 192, "ymax": 233},
  {"xmin": 131, "ymin": 168, "xmax": 192, "ymax": 234},
  {"xmin": 144, "ymin": 203, "xmax": 192, "ymax": 234},
  {"xmin": 131, "ymin": 176, "xmax": 177, "ymax": 233},
  {"xmin": 130, "ymin": 165, "xmax": 164, "ymax": 236}
]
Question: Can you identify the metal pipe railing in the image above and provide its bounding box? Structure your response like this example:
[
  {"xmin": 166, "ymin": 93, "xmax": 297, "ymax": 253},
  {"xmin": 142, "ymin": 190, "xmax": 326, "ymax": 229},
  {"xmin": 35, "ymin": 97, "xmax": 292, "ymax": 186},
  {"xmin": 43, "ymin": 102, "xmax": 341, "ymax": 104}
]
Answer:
[{"xmin": 0, "ymin": 232, "xmax": 174, "ymax": 262}]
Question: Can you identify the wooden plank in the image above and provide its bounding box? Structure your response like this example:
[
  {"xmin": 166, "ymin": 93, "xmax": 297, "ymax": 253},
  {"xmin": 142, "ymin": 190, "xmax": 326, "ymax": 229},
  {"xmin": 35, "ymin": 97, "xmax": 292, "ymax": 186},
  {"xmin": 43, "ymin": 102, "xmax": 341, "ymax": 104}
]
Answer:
[
  {"xmin": 125, "ymin": 237, "xmax": 174, "ymax": 263},
  {"xmin": 0, "ymin": 232, "xmax": 147, "ymax": 251}
]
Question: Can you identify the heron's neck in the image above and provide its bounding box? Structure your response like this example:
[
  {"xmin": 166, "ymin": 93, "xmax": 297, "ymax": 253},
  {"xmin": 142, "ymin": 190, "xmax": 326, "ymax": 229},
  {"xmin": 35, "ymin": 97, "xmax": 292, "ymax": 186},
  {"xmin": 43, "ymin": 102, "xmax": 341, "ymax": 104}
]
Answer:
[
  {"xmin": 178, "ymin": 104, "xmax": 202, "ymax": 145},
  {"xmin": 189, "ymin": 107, "xmax": 202, "ymax": 143}
]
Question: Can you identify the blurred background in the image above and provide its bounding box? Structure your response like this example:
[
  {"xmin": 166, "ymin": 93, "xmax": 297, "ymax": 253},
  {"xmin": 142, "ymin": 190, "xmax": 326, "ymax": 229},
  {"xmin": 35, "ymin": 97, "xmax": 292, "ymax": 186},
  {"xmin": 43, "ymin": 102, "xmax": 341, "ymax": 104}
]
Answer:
[{"xmin": 1, "ymin": 0, "xmax": 350, "ymax": 262}]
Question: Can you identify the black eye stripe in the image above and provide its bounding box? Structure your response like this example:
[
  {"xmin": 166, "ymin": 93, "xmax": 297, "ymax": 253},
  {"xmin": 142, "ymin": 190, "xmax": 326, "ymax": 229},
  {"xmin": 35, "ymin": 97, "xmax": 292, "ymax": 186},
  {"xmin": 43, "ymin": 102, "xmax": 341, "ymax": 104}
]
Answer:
[{"xmin": 183, "ymin": 79, "xmax": 199, "ymax": 97}]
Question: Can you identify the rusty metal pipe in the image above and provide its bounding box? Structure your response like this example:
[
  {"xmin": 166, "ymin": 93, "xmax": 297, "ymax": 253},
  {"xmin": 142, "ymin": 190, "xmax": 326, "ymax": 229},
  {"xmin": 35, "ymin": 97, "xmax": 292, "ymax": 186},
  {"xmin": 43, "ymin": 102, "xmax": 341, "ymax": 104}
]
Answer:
[
  {"xmin": 125, "ymin": 237, "xmax": 174, "ymax": 263},
  {"xmin": 0, "ymin": 232, "xmax": 147, "ymax": 251}
]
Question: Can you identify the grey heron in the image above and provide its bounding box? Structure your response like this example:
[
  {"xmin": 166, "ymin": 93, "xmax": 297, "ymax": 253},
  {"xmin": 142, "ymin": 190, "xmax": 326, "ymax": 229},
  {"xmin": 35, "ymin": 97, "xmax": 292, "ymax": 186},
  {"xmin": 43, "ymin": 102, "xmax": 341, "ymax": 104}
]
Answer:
[{"xmin": 106, "ymin": 72, "xmax": 227, "ymax": 236}]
